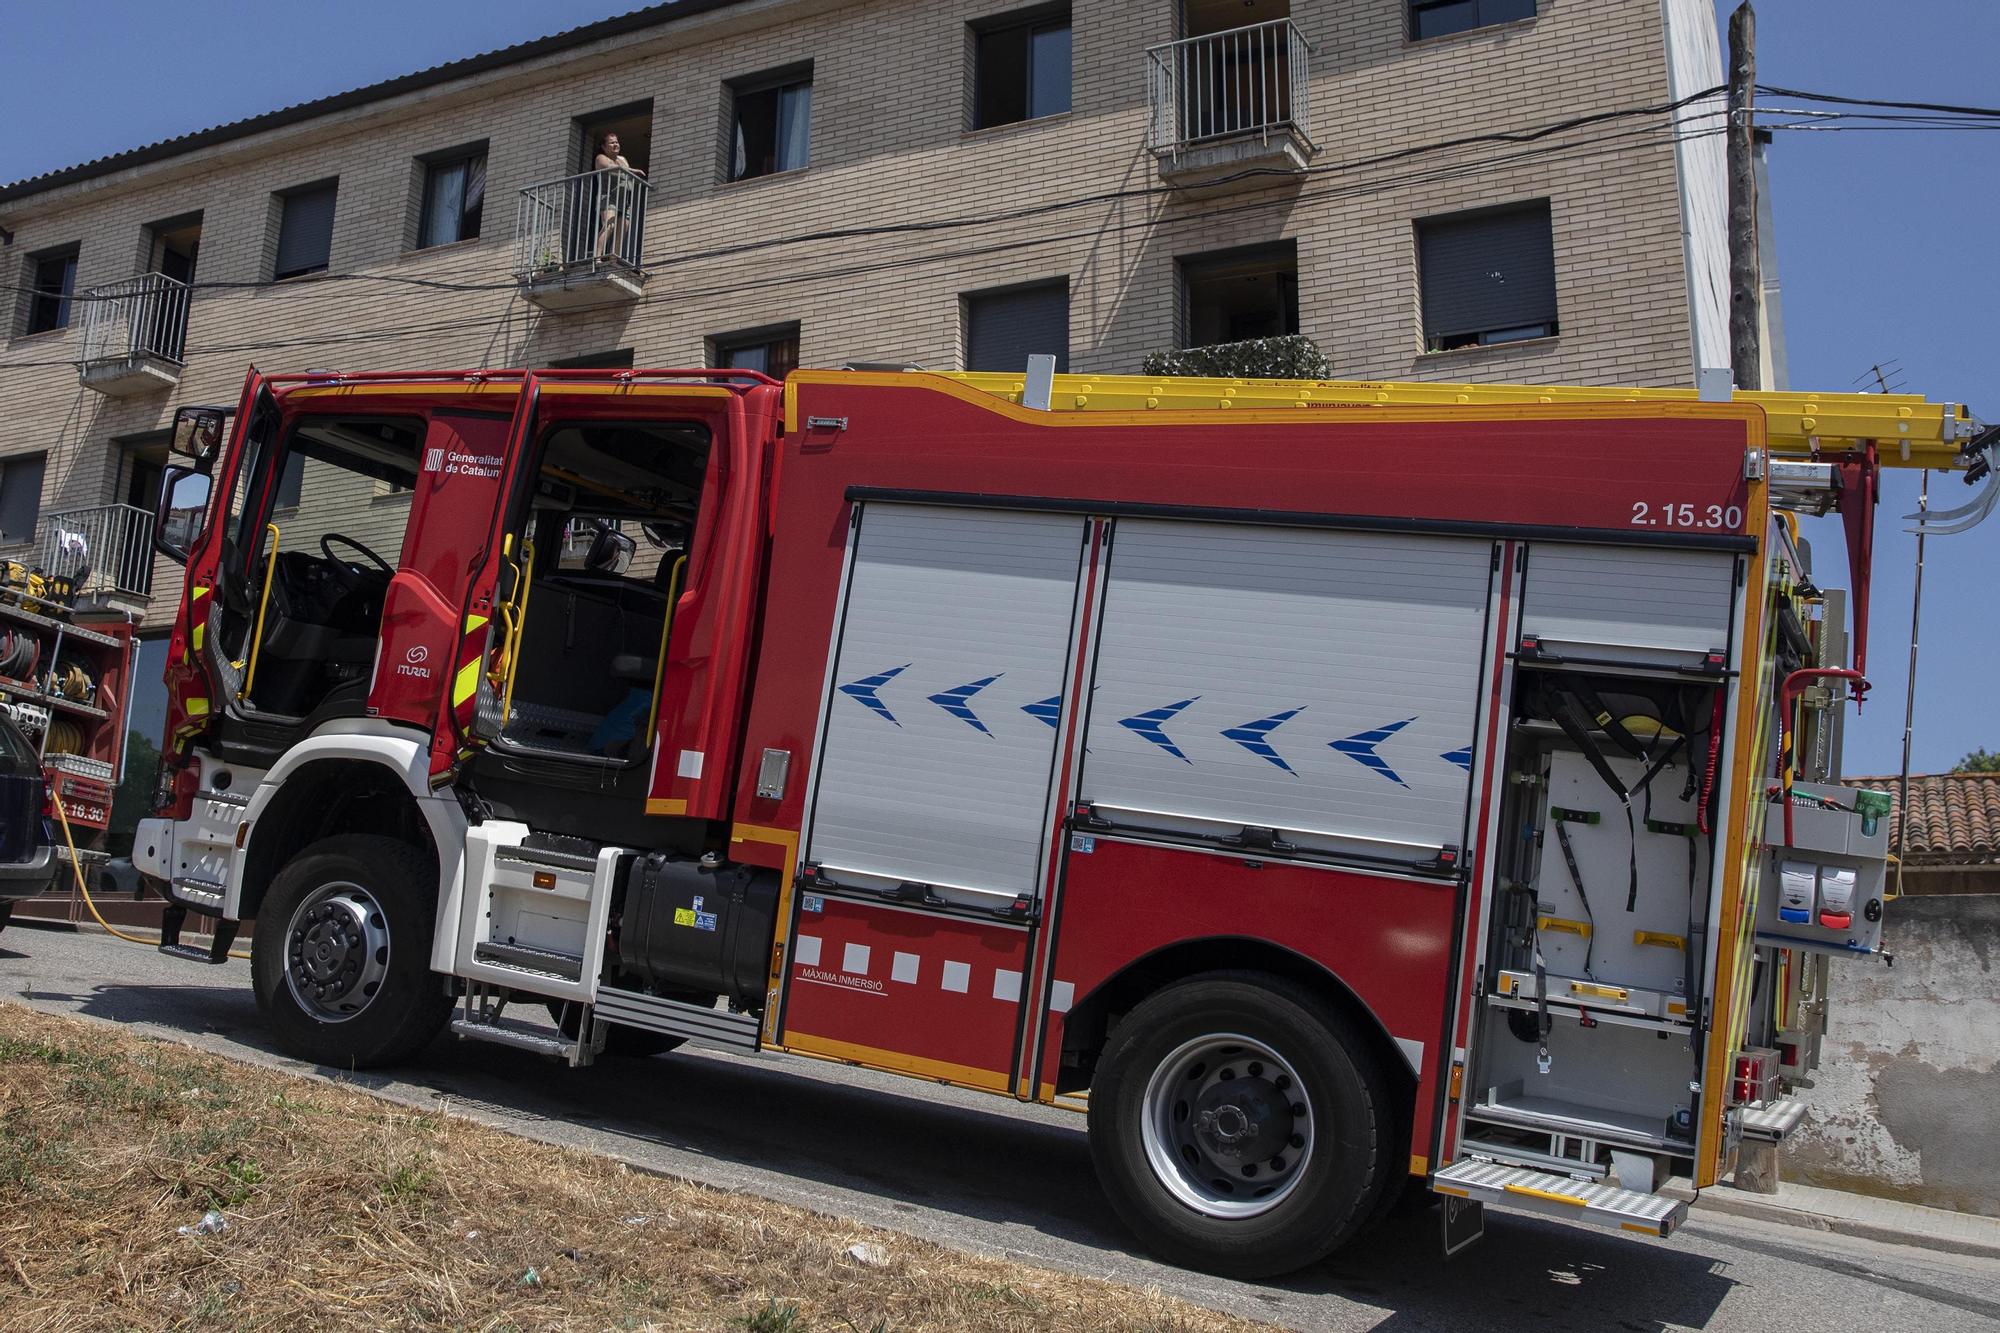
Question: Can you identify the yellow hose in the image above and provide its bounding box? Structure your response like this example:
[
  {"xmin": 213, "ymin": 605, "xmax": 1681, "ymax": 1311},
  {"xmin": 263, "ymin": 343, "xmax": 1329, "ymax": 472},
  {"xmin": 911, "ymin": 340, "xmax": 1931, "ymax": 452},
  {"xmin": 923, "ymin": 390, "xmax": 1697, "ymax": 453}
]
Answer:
[{"xmin": 49, "ymin": 791, "xmax": 252, "ymax": 960}]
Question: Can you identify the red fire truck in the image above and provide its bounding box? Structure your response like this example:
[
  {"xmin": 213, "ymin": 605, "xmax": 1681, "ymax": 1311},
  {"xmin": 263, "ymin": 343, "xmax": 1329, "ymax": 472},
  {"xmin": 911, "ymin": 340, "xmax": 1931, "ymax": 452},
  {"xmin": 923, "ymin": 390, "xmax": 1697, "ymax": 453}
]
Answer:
[{"xmin": 132, "ymin": 364, "xmax": 1994, "ymax": 1275}]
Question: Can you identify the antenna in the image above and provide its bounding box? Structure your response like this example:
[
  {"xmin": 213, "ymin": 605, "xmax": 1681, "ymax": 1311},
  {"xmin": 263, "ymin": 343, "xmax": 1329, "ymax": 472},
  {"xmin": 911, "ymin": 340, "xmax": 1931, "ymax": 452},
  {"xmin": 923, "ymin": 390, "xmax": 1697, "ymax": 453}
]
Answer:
[{"xmin": 1856, "ymin": 360, "xmax": 1906, "ymax": 395}]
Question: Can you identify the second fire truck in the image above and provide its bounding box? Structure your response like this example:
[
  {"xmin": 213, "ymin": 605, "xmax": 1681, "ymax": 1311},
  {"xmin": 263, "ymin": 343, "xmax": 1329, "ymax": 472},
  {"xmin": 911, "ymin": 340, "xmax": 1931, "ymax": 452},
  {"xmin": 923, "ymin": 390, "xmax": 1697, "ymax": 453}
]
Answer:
[{"xmin": 131, "ymin": 364, "xmax": 1994, "ymax": 1275}]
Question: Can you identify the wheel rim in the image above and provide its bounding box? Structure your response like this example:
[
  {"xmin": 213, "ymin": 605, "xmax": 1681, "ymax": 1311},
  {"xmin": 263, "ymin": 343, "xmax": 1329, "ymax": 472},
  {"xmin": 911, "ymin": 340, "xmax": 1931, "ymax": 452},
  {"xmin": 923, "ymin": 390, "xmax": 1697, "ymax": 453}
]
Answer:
[
  {"xmin": 1140, "ymin": 1032, "xmax": 1315, "ymax": 1219},
  {"xmin": 284, "ymin": 879, "xmax": 391, "ymax": 1024}
]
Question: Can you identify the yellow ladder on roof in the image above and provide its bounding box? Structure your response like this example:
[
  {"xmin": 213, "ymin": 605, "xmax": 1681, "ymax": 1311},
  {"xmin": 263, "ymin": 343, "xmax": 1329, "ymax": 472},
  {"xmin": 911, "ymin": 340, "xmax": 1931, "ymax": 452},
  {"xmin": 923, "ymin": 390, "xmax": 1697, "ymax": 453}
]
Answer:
[{"xmin": 944, "ymin": 371, "xmax": 1986, "ymax": 471}]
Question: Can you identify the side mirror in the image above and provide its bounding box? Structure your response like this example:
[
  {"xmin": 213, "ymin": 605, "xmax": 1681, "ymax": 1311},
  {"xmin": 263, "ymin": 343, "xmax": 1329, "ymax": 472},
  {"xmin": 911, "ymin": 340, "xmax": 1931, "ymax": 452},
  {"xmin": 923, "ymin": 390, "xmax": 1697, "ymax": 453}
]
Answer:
[
  {"xmin": 170, "ymin": 405, "xmax": 229, "ymax": 470},
  {"xmin": 154, "ymin": 466, "xmax": 213, "ymax": 565}
]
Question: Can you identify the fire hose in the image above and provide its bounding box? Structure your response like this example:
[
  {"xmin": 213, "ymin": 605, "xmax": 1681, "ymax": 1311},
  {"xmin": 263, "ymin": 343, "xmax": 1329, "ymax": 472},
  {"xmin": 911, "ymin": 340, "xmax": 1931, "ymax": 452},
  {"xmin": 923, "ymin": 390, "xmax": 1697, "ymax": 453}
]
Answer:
[{"xmin": 47, "ymin": 789, "xmax": 252, "ymax": 960}]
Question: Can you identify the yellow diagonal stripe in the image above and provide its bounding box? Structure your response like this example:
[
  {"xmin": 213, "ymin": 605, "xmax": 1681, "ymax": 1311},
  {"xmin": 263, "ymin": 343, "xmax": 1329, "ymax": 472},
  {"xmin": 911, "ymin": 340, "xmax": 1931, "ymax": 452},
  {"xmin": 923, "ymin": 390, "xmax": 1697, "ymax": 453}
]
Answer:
[{"xmin": 453, "ymin": 658, "xmax": 481, "ymax": 708}]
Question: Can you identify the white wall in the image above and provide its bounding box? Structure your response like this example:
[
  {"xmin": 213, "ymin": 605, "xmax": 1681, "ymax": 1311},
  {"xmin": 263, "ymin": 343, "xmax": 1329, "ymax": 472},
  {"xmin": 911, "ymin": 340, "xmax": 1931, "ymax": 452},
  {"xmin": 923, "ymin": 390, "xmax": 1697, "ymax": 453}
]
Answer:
[{"xmin": 1663, "ymin": 0, "xmax": 1730, "ymax": 380}]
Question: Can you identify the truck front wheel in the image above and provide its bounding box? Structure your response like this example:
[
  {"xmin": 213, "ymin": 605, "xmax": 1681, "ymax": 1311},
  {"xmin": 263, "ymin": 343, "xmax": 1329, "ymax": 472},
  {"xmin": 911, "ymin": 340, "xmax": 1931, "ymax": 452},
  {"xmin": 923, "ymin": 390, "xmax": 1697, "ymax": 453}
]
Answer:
[
  {"xmin": 252, "ymin": 835, "xmax": 452, "ymax": 1068},
  {"xmin": 1087, "ymin": 971, "xmax": 1396, "ymax": 1278}
]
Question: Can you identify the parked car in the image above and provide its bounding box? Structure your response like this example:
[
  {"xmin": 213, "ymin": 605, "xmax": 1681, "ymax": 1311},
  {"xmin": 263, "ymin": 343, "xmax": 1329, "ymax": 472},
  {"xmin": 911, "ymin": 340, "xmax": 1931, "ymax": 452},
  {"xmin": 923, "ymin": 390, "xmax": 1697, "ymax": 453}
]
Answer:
[{"xmin": 0, "ymin": 713, "xmax": 53, "ymax": 932}]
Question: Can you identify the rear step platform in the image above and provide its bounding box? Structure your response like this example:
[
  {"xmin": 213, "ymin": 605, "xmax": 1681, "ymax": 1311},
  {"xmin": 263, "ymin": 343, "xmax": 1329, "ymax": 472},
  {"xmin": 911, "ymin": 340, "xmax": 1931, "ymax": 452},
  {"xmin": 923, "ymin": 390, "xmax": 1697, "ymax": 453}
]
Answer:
[
  {"xmin": 1740, "ymin": 1098, "xmax": 1808, "ymax": 1143},
  {"xmin": 1433, "ymin": 1159, "xmax": 1686, "ymax": 1238}
]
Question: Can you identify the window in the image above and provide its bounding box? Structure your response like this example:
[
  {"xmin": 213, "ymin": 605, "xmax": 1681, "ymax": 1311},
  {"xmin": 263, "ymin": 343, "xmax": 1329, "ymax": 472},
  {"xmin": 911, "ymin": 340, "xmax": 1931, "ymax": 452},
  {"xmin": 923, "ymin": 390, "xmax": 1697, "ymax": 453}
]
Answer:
[
  {"xmin": 23, "ymin": 246, "xmax": 78, "ymax": 335},
  {"xmin": 418, "ymin": 147, "xmax": 486, "ymax": 249},
  {"xmin": 578, "ymin": 102, "xmax": 654, "ymax": 176},
  {"xmin": 1409, "ymin": 0, "xmax": 1536, "ymax": 41},
  {"xmin": 964, "ymin": 281, "xmax": 1069, "ymax": 372},
  {"xmin": 1180, "ymin": 242, "xmax": 1298, "ymax": 347},
  {"xmin": 0, "ymin": 454, "xmax": 48, "ymax": 545},
  {"xmin": 1417, "ymin": 202, "xmax": 1558, "ymax": 351},
  {"xmin": 274, "ymin": 451, "xmax": 306, "ymax": 509},
  {"xmin": 125, "ymin": 453, "xmax": 165, "ymax": 514},
  {"xmin": 729, "ymin": 67, "xmax": 812, "ymax": 181},
  {"xmin": 973, "ymin": 6, "xmax": 1071, "ymax": 129},
  {"xmin": 273, "ymin": 180, "xmax": 338, "ymax": 279},
  {"xmin": 712, "ymin": 326, "xmax": 800, "ymax": 378},
  {"xmin": 547, "ymin": 348, "xmax": 637, "ymax": 370}
]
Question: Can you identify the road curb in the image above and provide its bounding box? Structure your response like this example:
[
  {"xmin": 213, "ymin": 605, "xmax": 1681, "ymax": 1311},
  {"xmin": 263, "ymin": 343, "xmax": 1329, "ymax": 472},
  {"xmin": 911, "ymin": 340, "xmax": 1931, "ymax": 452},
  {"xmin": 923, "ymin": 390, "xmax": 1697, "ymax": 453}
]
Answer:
[{"xmin": 1685, "ymin": 1187, "xmax": 2000, "ymax": 1262}]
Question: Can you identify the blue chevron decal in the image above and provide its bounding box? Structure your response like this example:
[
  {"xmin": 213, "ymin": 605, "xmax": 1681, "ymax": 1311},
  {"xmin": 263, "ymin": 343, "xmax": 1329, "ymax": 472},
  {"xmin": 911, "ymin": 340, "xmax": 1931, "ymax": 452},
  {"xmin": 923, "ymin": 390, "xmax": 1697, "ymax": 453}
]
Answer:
[
  {"xmin": 1330, "ymin": 716, "xmax": 1418, "ymax": 787},
  {"xmin": 838, "ymin": 664, "xmax": 910, "ymax": 725},
  {"xmin": 1023, "ymin": 695, "xmax": 1062, "ymax": 728},
  {"xmin": 1119, "ymin": 697, "xmax": 1199, "ymax": 762},
  {"xmin": 1441, "ymin": 745, "xmax": 1473, "ymax": 772},
  {"xmin": 1221, "ymin": 707, "xmax": 1305, "ymax": 773},
  {"xmin": 929, "ymin": 674, "xmax": 1003, "ymax": 734}
]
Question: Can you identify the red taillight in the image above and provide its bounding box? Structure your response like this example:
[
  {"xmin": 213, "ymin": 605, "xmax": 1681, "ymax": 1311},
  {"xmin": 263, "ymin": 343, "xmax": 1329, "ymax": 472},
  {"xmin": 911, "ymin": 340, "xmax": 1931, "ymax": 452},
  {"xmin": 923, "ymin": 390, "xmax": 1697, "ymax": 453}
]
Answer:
[
  {"xmin": 1731, "ymin": 1058, "xmax": 1757, "ymax": 1106},
  {"xmin": 1730, "ymin": 1049, "xmax": 1778, "ymax": 1107}
]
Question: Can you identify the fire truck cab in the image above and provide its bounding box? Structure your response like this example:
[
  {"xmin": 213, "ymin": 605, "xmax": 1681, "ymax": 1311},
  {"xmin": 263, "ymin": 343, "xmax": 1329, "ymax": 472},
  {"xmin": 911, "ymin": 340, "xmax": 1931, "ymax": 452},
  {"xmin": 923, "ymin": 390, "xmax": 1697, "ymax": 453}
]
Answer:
[{"xmin": 134, "ymin": 364, "xmax": 1995, "ymax": 1276}]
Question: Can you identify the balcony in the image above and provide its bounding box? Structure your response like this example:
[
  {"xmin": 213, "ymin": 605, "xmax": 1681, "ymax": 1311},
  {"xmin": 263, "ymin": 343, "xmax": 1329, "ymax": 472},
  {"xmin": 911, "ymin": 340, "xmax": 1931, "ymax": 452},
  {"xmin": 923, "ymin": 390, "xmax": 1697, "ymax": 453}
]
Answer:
[
  {"xmin": 1146, "ymin": 19, "xmax": 1316, "ymax": 188},
  {"xmin": 38, "ymin": 504, "xmax": 156, "ymax": 610},
  {"xmin": 76, "ymin": 273, "xmax": 189, "ymax": 396},
  {"xmin": 514, "ymin": 166, "xmax": 650, "ymax": 312}
]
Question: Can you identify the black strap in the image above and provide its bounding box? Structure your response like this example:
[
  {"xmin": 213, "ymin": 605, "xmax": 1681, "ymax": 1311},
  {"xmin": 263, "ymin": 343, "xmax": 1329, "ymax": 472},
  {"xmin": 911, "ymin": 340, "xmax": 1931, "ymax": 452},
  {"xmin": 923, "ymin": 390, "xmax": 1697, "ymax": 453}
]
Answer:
[
  {"xmin": 1546, "ymin": 687, "xmax": 1633, "ymax": 806},
  {"xmin": 1623, "ymin": 736, "xmax": 1687, "ymax": 911},
  {"xmin": 1551, "ymin": 817, "xmax": 1597, "ymax": 979},
  {"xmin": 1569, "ymin": 680, "xmax": 1652, "ymax": 760}
]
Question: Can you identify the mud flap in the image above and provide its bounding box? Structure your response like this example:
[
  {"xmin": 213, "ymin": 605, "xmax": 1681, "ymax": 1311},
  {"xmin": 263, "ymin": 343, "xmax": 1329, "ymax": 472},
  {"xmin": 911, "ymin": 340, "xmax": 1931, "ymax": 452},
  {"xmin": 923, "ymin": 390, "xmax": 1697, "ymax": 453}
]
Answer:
[{"xmin": 1442, "ymin": 1194, "xmax": 1486, "ymax": 1258}]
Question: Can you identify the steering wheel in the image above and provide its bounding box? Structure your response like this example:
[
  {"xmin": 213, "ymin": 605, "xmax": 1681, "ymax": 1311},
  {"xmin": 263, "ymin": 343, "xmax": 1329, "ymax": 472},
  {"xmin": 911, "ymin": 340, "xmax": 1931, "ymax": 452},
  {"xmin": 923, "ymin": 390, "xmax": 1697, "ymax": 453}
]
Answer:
[{"xmin": 320, "ymin": 532, "xmax": 394, "ymax": 591}]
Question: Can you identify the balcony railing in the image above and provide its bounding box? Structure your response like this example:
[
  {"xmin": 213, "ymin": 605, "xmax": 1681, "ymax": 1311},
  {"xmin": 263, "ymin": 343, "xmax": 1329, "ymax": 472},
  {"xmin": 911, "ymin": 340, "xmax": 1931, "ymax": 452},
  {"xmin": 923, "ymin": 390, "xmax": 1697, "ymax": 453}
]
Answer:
[
  {"xmin": 75, "ymin": 273, "xmax": 189, "ymax": 395},
  {"xmin": 1146, "ymin": 19, "xmax": 1315, "ymax": 177},
  {"xmin": 79, "ymin": 272, "xmax": 190, "ymax": 365},
  {"xmin": 514, "ymin": 166, "xmax": 650, "ymax": 308},
  {"xmin": 38, "ymin": 504, "xmax": 156, "ymax": 603}
]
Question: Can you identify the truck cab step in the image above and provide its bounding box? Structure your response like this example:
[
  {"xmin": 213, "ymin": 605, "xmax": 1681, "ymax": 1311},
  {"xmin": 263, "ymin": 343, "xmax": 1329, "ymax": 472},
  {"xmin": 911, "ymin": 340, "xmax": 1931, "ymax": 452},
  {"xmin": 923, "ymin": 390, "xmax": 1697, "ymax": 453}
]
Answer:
[
  {"xmin": 449, "ymin": 1012, "xmax": 587, "ymax": 1064},
  {"xmin": 157, "ymin": 903, "xmax": 238, "ymax": 963},
  {"xmin": 1433, "ymin": 1158, "xmax": 1686, "ymax": 1238},
  {"xmin": 472, "ymin": 940, "xmax": 585, "ymax": 981}
]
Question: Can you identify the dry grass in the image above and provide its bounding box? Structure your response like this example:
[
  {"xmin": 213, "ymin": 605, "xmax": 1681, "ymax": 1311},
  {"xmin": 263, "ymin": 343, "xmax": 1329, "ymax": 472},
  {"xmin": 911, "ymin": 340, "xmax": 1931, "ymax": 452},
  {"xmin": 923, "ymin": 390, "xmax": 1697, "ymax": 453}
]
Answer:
[{"xmin": 0, "ymin": 1002, "xmax": 1265, "ymax": 1332}]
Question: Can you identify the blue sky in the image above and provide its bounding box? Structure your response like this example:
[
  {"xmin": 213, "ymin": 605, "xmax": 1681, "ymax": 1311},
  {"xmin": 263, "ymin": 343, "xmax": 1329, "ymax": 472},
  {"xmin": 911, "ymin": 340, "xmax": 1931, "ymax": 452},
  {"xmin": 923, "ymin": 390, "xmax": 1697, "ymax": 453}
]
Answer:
[{"xmin": 2, "ymin": 1, "xmax": 1993, "ymax": 774}]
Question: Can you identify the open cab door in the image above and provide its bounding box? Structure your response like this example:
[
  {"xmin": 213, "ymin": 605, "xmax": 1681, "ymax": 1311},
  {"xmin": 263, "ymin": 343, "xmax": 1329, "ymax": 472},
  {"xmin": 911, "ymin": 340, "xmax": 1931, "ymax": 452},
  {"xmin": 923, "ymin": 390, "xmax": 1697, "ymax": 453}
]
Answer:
[{"xmin": 444, "ymin": 371, "xmax": 779, "ymax": 835}]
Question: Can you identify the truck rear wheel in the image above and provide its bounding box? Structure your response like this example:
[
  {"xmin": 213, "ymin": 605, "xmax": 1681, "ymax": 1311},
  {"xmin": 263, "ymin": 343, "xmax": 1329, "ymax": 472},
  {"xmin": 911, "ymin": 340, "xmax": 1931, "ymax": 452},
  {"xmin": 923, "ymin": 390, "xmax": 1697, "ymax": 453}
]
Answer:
[
  {"xmin": 252, "ymin": 835, "xmax": 452, "ymax": 1069},
  {"xmin": 1087, "ymin": 971, "xmax": 1395, "ymax": 1278}
]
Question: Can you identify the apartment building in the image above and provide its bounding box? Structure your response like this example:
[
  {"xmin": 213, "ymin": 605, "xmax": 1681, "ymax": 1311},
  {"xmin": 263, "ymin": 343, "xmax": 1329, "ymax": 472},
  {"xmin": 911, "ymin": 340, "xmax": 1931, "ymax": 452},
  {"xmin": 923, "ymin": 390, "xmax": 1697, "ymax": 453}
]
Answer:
[{"xmin": 0, "ymin": 0, "xmax": 1730, "ymax": 729}]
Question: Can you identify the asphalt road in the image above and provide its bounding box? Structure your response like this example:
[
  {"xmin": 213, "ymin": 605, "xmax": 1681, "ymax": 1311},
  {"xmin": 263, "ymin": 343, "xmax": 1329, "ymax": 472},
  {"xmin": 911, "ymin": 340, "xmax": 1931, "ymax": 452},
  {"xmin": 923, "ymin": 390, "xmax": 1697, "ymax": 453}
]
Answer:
[{"xmin": 6, "ymin": 923, "xmax": 1998, "ymax": 1332}]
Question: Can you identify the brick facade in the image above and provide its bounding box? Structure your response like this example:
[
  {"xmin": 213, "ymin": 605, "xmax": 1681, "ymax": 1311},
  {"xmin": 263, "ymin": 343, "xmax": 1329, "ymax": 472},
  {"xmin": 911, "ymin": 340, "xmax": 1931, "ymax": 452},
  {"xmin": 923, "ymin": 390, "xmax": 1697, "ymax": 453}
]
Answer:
[{"xmin": 0, "ymin": 0, "xmax": 1720, "ymax": 637}]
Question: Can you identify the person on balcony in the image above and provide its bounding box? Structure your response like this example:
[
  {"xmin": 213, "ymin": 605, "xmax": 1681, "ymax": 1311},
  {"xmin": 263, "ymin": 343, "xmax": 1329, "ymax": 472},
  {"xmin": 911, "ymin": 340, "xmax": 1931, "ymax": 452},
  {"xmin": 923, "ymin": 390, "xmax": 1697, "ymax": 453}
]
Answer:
[{"xmin": 592, "ymin": 133, "xmax": 645, "ymax": 262}]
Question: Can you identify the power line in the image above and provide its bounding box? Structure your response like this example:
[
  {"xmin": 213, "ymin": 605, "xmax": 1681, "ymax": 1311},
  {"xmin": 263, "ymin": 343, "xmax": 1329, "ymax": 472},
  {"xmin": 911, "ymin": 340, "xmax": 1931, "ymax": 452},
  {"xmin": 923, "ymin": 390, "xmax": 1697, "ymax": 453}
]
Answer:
[
  {"xmin": 2, "ymin": 87, "xmax": 1728, "ymax": 310},
  {"xmin": 1759, "ymin": 84, "xmax": 2000, "ymax": 118},
  {"xmin": 0, "ymin": 114, "xmax": 1735, "ymax": 373}
]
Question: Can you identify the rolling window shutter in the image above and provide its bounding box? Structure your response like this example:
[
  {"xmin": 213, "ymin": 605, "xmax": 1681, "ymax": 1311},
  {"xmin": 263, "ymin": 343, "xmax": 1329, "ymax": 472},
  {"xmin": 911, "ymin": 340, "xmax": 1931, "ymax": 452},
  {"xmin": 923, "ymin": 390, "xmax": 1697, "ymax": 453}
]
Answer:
[
  {"xmin": 276, "ymin": 185, "xmax": 337, "ymax": 276},
  {"xmin": 1420, "ymin": 205, "xmax": 1556, "ymax": 341},
  {"xmin": 966, "ymin": 283, "xmax": 1070, "ymax": 373}
]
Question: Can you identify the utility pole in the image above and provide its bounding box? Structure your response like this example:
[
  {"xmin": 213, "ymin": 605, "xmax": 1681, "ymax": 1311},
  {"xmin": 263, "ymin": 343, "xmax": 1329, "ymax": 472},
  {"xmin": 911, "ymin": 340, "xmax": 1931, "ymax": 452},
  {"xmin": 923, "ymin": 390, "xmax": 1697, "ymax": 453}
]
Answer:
[{"xmin": 1727, "ymin": 2, "xmax": 1761, "ymax": 391}]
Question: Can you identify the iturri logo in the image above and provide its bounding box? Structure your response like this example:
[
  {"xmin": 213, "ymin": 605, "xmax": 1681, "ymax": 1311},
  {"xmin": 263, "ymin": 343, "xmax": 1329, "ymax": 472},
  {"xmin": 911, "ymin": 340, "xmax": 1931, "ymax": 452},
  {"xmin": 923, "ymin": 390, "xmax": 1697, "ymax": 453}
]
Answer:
[{"xmin": 395, "ymin": 643, "xmax": 434, "ymax": 680}]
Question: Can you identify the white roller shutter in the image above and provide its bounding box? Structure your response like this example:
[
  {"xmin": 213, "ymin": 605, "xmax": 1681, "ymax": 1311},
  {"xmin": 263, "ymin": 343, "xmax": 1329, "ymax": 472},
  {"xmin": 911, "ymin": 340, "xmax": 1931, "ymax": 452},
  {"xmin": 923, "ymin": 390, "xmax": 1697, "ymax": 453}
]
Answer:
[
  {"xmin": 806, "ymin": 504, "xmax": 1084, "ymax": 906},
  {"xmin": 1079, "ymin": 521, "xmax": 1493, "ymax": 868},
  {"xmin": 1520, "ymin": 543, "xmax": 1737, "ymax": 668}
]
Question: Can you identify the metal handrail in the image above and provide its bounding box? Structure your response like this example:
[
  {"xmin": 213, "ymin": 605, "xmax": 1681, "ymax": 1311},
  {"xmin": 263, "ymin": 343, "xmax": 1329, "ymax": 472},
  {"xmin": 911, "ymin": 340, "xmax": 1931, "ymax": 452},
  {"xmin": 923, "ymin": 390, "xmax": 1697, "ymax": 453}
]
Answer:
[
  {"xmin": 1146, "ymin": 18, "xmax": 1314, "ymax": 154},
  {"xmin": 77, "ymin": 272, "xmax": 191, "ymax": 366},
  {"xmin": 513, "ymin": 166, "xmax": 650, "ymax": 282}
]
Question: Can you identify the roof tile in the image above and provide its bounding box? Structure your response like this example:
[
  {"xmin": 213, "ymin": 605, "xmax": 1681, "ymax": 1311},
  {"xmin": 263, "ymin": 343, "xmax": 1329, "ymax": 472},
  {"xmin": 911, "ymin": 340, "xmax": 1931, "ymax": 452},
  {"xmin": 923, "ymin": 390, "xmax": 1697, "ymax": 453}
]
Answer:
[{"xmin": 1841, "ymin": 773, "xmax": 2000, "ymax": 866}]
